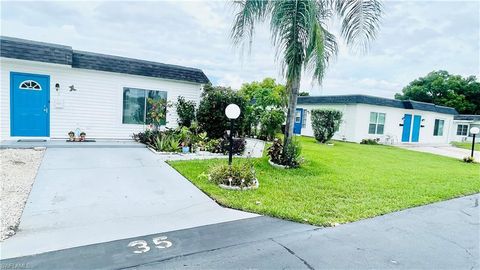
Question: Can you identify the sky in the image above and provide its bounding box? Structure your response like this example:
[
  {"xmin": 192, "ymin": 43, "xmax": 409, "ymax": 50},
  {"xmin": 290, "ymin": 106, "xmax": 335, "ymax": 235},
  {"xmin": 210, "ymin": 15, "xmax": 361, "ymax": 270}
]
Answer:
[{"xmin": 1, "ymin": 0, "xmax": 479, "ymax": 98}]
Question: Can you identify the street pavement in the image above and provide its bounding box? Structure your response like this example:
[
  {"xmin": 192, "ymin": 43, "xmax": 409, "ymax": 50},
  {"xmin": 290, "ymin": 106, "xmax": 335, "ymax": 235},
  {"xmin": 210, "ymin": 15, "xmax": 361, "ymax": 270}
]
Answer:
[{"xmin": 2, "ymin": 194, "xmax": 478, "ymax": 270}]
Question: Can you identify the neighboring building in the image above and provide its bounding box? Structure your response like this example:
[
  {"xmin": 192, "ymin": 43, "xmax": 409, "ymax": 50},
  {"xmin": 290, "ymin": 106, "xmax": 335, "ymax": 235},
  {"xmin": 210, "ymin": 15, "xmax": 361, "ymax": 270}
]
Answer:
[
  {"xmin": 295, "ymin": 95, "xmax": 458, "ymax": 144},
  {"xmin": 0, "ymin": 36, "xmax": 209, "ymax": 140},
  {"xmin": 451, "ymin": 115, "xmax": 480, "ymax": 142}
]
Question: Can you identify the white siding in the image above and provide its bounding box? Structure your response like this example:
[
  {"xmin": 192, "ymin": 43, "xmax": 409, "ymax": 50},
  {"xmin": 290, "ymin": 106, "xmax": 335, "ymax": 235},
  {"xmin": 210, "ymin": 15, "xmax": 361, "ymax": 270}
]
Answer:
[
  {"xmin": 298, "ymin": 103, "xmax": 455, "ymax": 144},
  {"xmin": 1, "ymin": 58, "xmax": 203, "ymax": 140},
  {"xmin": 451, "ymin": 120, "xmax": 480, "ymax": 142}
]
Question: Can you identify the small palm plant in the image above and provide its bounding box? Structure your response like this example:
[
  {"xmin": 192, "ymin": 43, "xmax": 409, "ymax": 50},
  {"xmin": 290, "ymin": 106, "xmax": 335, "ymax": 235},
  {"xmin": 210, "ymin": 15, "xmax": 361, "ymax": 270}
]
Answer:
[{"xmin": 231, "ymin": 0, "xmax": 383, "ymax": 152}]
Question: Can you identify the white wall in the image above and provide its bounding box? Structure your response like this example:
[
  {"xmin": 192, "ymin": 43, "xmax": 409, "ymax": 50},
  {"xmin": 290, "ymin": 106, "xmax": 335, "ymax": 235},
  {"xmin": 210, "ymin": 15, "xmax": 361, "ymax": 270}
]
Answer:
[
  {"xmin": 298, "ymin": 103, "xmax": 455, "ymax": 144},
  {"xmin": 451, "ymin": 120, "xmax": 480, "ymax": 142},
  {"xmin": 299, "ymin": 103, "xmax": 358, "ymax": 141},
  {"xmin": 0, "ymin": 58, "xmax": 203, "ymax": 140}
]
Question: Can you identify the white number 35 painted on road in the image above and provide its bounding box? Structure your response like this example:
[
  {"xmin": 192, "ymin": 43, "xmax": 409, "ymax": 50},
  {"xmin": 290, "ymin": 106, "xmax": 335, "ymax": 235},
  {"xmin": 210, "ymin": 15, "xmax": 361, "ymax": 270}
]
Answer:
[{"xmin": 128, "ymin": 236, "xmax": 173, "ymax": 254}]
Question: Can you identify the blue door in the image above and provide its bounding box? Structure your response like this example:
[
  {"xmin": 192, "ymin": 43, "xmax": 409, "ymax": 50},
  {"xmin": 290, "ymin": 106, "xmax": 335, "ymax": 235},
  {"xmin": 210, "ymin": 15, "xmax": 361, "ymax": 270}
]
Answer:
[
  {"xmin": 10, "ymin": 72, "xmax": 50, "ymax": 136},
  {"xmin": 401, "ymin": 114, "xmax": 412, "ymax": 142},
  {"xmin": 293, "ymin": 108, "xmax": 303, "ymax": 134},
  {"xmin": 411, "ymin": 115, "xmax": 422, "ymax": 142}
]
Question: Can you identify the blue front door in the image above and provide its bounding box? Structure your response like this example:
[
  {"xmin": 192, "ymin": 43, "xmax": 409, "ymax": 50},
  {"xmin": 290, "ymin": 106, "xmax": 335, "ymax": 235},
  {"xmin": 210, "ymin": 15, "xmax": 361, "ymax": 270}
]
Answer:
[
  {"xmin": 10, "ymin": 72, "xmax": 50, "ymax": 136},
  {"xmin": 401, "ymin": 114, "xmax": 412, "ymax": 142},
  {"xmin": 411, "ymin": 115, "xmax": 422, "ymax": 142},
  {"xmin": 293, "ymin": 108, "xmax": 303, "ymax": 134}
]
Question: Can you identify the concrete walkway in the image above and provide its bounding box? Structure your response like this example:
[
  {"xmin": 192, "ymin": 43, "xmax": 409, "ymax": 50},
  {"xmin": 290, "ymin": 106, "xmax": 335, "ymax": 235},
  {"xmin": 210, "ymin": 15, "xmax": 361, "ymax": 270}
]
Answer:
[
  {"xmin": 397, "ymin": 144, "xmax": 479, "ymax": 161},
  {"xmin": 3, "ymin": 194, "xmax": 478, "ymax": 269},
  {"xmin": 0, "ymin": 148, "xmax": 256, "ymax": 259}
]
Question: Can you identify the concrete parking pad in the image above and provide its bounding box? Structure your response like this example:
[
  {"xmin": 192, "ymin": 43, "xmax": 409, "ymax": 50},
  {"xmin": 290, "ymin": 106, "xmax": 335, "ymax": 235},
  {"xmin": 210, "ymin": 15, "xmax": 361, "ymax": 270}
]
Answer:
[
  {"xmin": 0, "ymin": 148, "xmax": 256, "ymax": 259},
  {"xmin": 397, "ymin": 144, "xmax": 479, "ymax": 161}
]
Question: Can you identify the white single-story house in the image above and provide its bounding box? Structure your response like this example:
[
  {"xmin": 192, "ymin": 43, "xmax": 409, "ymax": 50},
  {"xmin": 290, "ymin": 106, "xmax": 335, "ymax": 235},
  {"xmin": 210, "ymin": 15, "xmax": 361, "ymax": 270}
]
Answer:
[
  {"xmin": 294, "ymin": 95, "xmax": 459, "ymax": 144},
  {"xmin": 451, "ymin": 115, "xmax": 480, "ymax": 142},
  {"xmin": 0, "ymin": 36, "xmax": 209, "ymax": 140}
]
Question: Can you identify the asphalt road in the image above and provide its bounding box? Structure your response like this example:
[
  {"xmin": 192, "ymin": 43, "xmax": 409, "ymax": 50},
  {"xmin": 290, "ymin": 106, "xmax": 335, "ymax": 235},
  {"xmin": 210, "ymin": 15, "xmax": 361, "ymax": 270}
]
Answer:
[{"xmin": 1, "ymin": 194, "xmax": 478, "ymax": 270}]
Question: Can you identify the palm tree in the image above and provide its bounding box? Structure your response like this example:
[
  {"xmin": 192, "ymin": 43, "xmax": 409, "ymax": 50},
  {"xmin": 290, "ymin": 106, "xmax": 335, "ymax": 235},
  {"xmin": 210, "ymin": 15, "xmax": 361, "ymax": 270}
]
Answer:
[{"xmin": 231, "ymin": 0, "xmax": 383, "ymax": 151}]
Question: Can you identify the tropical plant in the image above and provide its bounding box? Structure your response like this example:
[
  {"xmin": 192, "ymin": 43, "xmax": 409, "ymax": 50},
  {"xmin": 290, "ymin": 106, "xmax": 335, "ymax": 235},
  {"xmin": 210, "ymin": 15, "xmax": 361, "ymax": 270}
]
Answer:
[
  {"xmin": 231, "ymin": 0, "xmax": 383, "ymax": 153},
  {"xmin": 267, "ymin": 138, "xmax": 283, "ymax": 164},
  {"xmin": 267, "ymin": 137, "xmax": 302, "ymax": 168},
  {"xmin": 311, "ymin": 109, "xmax": 342, "ymax": 143},
  {"xmin": 176, "ymin": 96, "xmax": 197, "ymax": 127},
  {"xmin": 179, "ymin": 126, "xmax": 193, "ymax": 147},
  {"xmin": 146, "ymin": 98, "xmax": 169, "ymax": 129}
]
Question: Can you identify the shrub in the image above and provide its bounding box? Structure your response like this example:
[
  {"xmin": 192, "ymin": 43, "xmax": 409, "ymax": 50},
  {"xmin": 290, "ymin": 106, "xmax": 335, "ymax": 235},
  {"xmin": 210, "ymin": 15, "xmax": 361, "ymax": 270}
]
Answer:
[
  {"xmin": 208, "ymin": 159, "xmax": 256, "ymax": 187},
  {"xmin": 176, "ymin": 96, "xmax": 196, "ymax": 127},
  {"xmin": 311, "ymin": 109, "xmax": 343, "ymax": 143},
  {"xmin": 220, "ymin": 137, "xmax": 246, "ymax": 155},
  {"xmin": 205, "ymin": 139, "xmax": 222, "ymax": 153},
  {"xmin": 282, "ymin": 138, "xmax": 302, "ymax": 168},
  {"xmin": 197, "ymin": 84, "xmax": 246, "ymax": 139},
  {"xmin": 260, "ymin": 109, "xmax": 285, "ymax": 141},
  {"xmin": 360, "ymin": 138, "xmax": 380, "ymax": 145},
  {"xmin": 267, "ymin": 138, "xmax": 302, "ymax": 168},
  {"xmin": 463, "ymin": 156, "xmax": 475, "ymax": 163},
  {"xmin": 133, "ymin": 129, "xmax": 161, "ymax": 146},
  {"xmin": 267, "ymin": 138, "xmax": 283, "ymax": 164}
]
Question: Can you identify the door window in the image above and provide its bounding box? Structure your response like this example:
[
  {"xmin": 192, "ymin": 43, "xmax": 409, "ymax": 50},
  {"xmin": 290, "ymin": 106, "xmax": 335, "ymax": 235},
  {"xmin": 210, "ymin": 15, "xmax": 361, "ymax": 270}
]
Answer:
[{"xmin": 295, "ymin": 111, "xmax": 301, "ymax": 123}]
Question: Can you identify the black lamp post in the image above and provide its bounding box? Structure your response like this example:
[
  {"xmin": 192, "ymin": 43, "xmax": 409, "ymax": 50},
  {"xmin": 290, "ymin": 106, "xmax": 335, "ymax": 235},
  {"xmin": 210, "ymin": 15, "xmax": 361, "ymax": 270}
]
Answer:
[
  {"xmin": 225, "ymin": 104, "xmax": 241, "ymax": 166},
  {"xmin": 470, "ymin": 127, "xmax": 479, "ymax": 158}
]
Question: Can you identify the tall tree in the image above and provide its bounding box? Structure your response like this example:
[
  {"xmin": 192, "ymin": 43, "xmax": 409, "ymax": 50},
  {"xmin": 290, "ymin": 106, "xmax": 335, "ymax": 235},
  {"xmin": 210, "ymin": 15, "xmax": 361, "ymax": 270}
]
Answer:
[
  {"xmin": 395, "ymin": 71, "xmax": 480, "ymax": 114},
  {"xmin": 231, "ymin": 0, "xmax": 383, "ymax": 151}
]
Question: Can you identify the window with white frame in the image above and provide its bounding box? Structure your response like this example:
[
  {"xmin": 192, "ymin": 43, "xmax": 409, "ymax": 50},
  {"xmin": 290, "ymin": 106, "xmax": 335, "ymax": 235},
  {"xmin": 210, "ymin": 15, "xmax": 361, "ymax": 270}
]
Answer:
[
  {"xmin": 456, "ymin": 124, "xmax": 468, "ymax": 136},
  {"xmin": 368, "ymin": 112, "xmax": 385, "ymax": 134},
  {"xmin": 433, "ymin": 119, "xmax": 444, "ymax": 136},
  {"xmin": 302, "ymin": 110, "xmax": 307, "ymax": 128},
  {"xmin": 122, "ymin": 87, "xmax": 167, "ymax": 125}
]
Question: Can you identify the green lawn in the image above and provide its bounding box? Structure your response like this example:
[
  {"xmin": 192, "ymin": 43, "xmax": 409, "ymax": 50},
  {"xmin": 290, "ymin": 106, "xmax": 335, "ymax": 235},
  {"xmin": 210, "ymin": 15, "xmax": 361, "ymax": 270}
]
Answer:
[
  {"xmin": 169, "ymin": 137, "xmax": 480, "ymax": 226},
  {"xmin": 452, "ymin": 141, "xmax": 479, "ymax": 151}
]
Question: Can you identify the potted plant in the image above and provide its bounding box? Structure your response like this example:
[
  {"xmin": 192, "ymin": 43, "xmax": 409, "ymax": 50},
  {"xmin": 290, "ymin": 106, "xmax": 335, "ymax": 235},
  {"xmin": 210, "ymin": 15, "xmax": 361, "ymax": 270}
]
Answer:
[
  {"xmin": 80, "ymin": 132, "xmax": 86, "ymax": 142},
  {"xmin": 68, "ymin": 131, "xmax": 75, "ymax": 141},
  {"xmin": 179, "ymin": 126, "xmax": 192, "ymax": 153}
]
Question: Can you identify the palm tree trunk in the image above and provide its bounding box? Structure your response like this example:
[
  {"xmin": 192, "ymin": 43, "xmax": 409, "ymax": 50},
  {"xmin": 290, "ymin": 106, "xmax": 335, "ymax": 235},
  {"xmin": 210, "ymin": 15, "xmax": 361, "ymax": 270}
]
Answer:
[{"xmin": 283, "ymin": 75, "xmax": 301, "ymax": 148}]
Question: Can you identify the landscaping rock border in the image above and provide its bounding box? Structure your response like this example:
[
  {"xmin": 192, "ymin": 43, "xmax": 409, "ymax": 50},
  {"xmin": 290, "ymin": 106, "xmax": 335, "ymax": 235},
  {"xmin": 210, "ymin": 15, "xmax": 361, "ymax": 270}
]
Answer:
[
  {"xmin": 218, "ymin": 179, "xmax": 259, "ymax": 190},
  {"xmin": 268, "ymin": 159, "xmax": 288, "ymax": 169}
]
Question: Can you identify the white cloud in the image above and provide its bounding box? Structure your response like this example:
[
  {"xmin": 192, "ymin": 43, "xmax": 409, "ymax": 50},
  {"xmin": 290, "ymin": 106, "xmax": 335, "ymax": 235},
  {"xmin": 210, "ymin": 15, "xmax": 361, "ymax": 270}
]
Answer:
[{"xmin": 1, "ymin": 0, "xmax": 478, "ymax": 99}]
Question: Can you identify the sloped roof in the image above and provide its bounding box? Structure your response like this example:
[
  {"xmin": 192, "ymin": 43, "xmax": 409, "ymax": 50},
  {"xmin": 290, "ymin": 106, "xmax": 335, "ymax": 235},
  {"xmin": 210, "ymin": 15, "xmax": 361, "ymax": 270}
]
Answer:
[
  {"xmin": 454, "ymin": 115, "xmax": 480, "ymax": 121},
  {"xmin": 0, "ymin": 36, "xmax": 209, "ymax": 84},
  {"xmin": 297, "ymin": 95, "xmax": 457, "ymax": 115}
]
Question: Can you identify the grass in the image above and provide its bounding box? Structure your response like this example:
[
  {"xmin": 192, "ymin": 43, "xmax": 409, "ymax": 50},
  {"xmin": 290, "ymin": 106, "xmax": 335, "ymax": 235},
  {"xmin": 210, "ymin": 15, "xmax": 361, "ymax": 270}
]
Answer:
[
  {"xmin": 451, "ymin": 141, "xmax": 479, "ymax": 151},
  {"xmin": 169, "ymin": 137, "xmax": 480, "ymax": 226}
]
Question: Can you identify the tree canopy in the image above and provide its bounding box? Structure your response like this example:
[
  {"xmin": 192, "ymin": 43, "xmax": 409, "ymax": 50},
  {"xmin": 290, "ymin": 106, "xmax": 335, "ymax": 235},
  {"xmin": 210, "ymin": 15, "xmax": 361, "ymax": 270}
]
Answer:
[{"xmin": 395, "ymin": 71, "xmax": 480, "ymax": 114}]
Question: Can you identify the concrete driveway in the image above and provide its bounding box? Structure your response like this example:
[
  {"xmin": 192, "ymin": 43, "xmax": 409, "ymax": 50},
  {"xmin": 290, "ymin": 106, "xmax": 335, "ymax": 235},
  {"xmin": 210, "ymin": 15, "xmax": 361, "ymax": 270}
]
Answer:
[
  {"xmin": 397, "ymin": 144, "xmax": 479, "ymax": 161},
  {"xmin": 0, "ymin": 148, "xmax": 256, "ymax": 259}
]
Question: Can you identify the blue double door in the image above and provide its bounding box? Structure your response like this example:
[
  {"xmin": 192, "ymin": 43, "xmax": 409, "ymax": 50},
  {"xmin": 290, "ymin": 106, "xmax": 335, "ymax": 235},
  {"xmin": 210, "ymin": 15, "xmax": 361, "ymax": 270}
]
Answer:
[
  {"xmin": 401, "ymin": 114, "xmax": 421, "ymax": 142},
  {"xmin": 10, "ymin": 72, "xmax": 50, "ymax": 137}
]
